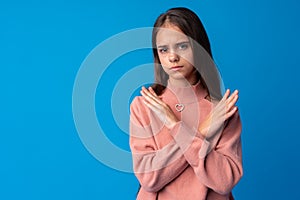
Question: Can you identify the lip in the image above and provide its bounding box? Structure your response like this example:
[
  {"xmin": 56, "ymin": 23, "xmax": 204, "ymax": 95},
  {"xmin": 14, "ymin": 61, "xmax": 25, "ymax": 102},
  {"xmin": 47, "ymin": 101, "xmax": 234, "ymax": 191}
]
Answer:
[{"xmin": 170, "ymin": 66, "xmax": 183, "ymax": 71}]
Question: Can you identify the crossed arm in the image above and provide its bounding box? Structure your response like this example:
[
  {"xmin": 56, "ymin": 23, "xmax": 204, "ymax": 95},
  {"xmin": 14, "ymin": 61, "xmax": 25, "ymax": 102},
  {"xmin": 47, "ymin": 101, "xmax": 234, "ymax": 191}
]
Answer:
[{"xmin": 130, "ymin": 87, "xmax": 243, "ymax": 194}]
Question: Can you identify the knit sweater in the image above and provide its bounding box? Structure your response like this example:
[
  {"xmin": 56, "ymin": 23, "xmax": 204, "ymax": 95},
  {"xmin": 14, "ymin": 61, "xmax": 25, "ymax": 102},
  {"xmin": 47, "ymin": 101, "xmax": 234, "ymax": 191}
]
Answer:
[{"xmin": 129, "ymin": 81, "xmax": 243, "ymax": 200}]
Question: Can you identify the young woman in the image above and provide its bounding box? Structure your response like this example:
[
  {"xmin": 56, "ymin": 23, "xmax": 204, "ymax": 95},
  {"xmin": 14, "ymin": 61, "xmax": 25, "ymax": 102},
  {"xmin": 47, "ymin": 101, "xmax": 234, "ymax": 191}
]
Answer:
[{"xmin": 130, "ymin": 7, "xmax": 243, "ymax": 200}]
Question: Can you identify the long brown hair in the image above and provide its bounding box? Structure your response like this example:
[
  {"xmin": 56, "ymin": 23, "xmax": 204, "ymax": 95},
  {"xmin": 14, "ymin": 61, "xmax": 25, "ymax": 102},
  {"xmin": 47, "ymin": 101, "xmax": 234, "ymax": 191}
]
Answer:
[{"xmin": 151, "ymin": 7, "xmax": 222, "ymax": 100}]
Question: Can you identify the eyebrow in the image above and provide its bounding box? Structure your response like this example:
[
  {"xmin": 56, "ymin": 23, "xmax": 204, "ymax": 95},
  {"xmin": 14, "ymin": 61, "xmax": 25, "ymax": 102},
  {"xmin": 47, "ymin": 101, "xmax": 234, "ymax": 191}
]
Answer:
[{"xmin": 157, "ymin": 41, "xmax": 190, "ymax": 48}]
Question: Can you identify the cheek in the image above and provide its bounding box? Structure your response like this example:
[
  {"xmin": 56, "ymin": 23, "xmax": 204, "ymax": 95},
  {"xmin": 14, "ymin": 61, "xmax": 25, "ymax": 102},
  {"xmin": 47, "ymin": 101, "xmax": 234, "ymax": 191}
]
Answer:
[
  {"xmin": 180, "ymin": 50, "xmax": 194, "ymax": 65},
  {"xmin": 157, "ymin": 55, "xmax": 169, "ymax": 73},
  {"xmin": 158, "ymin": 54, "xmax": 168, "ymax": 66}
]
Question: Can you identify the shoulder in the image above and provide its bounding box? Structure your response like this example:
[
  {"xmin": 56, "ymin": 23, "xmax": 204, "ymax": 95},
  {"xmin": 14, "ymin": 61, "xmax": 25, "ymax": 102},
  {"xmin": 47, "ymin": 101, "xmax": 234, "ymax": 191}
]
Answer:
[
  {"xmin": 223, "ymin": 109, "xmax": 242, "ymax": 138},
  {"xmin": 130, "ymin": 96, "xmax": 151, "ymax": 126},
  {"xmin": 130, "ymin": 96, "xmax": 147, "ymax": 113},
  {"xmin": 228, "ymin": 109, "xmax": 242, "ymax": 125}
]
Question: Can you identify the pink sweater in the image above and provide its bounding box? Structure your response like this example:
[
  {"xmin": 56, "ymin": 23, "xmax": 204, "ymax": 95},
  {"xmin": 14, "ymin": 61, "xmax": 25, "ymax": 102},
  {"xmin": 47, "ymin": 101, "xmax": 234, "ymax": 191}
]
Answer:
[{"xmin": 130, "ymin": 81, "xmax": 243, "ymax": 200}]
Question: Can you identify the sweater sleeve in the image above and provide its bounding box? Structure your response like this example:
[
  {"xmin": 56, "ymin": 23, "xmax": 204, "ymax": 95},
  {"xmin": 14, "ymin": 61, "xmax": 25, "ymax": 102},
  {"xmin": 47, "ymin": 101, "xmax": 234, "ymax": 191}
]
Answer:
[
  {"xmin": 129, "ymin": 97, "xmax": 189, "ymax": 193},
  {"xmin": 169, "ymin": 110, "xmax": 243, "ymax": 195}
]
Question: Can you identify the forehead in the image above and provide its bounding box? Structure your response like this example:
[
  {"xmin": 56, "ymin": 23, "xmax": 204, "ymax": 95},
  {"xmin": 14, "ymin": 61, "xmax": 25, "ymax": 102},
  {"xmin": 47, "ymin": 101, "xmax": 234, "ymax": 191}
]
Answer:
[{"xmin": 156, "ymin": 25, "xmax": 189, "ymax": 45}]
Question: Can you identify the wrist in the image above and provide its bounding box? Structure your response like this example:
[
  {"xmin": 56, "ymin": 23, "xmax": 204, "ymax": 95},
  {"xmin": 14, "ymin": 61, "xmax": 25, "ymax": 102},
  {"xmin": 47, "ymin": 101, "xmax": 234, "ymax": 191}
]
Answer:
[
  {"xmin": 198, "ymin": 126, "xmax": 208, "ymax": 139},
  {"xmin": 166, "ymin": 118, "xmax": 179, "ymax": 129}
]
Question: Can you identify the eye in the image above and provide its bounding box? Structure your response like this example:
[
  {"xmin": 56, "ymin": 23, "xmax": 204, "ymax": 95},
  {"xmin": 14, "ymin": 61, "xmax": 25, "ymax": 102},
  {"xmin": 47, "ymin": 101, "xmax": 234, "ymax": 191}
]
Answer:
[
  {"xmin": 178, "ymin": 43, "xmax": 189, "ymax": 50},
  {"xmin": 158, "ymin": 47, "xmax": 168, "ymax": 54}
]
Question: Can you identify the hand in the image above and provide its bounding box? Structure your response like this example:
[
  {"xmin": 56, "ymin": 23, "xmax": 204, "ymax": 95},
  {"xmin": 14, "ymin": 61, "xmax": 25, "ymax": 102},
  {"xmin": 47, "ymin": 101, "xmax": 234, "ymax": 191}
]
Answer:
[
  {"xmin": 140, "ymin": 86, "xmax": 179, "ymax": 129},
  {"xmin": 199, "ymin": 89, "xmax": 239, "ymax": 139}
]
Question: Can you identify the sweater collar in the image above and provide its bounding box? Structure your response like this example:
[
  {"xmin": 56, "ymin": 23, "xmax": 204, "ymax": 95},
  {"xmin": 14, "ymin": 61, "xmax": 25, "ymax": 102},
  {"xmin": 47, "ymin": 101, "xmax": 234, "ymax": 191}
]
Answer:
[{"xmin": 163, "ymin": 79, "xmax": 208, "ymax": 103}]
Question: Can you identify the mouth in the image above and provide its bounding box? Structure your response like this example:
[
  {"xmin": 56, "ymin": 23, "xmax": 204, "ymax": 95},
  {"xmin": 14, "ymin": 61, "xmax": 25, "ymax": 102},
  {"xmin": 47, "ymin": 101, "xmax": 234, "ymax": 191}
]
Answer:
[{"xmin": 170, "ymin": 66, "xmax": 183, "ymax": 71}]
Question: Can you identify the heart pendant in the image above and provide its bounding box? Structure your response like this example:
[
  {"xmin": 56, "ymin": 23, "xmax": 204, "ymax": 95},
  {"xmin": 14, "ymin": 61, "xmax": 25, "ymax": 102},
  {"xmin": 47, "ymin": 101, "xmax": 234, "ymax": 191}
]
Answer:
[{"xmin": 175, "ymin": 103, "xmax": 185, "ymax": 112}]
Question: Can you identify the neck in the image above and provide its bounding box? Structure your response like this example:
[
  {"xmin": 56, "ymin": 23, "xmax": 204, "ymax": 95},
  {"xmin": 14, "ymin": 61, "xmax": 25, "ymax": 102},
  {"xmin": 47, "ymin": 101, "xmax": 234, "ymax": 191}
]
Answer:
[
  {"xmin": 169, "ymin": 75, "xmax": 199, "ymax": 87},
  {"xmin": 165, "ymin": 76, "xmax": 208, "ymax": 104}
]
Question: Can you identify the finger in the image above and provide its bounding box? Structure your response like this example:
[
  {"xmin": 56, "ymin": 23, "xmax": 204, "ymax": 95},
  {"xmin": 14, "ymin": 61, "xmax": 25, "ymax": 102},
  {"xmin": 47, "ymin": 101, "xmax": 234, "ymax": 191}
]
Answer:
[
  {"xmin": 140, "ymin": 89, "xmax": 157, "ymax": 104},
  {"xmin": 226, "ymin": 90, "xmax": 239, "ymax": 105},
  {"xmin": 220, "ymin": 89, "xmax": 230, "ymax": 103},
  {"xmin": 141, "ymin": 87, "xmax": 161, "ymax": 104},
  {"xmin": 142, "ymin": 99, "xmax": 161, "ymax": 113},
  {"xmin": 141, "ymin": 87, "xmax": 156, "ymax": 102},
  {"xmin": 226, "ymin": 93, "xmax": 239, "ymax": 112},
  {"xmin": 142, "ymin": 86, "xmax": 166, "ymax": 106},
  {"xmin": 142, "ymin": 98, "xmax": 155, "ymax": 110},
  {"xmin": 141, "ymin": 92, "xmax": 160, "ymax": 110},
  {"xmin": 213, "ymin": 89, "xmax": 230, "ymax": 110},
  {"xmin": 149, "ymin": 87, "xmax": 158, "ymax": 97},
  {"xmin": 214, "ymin": 89, "xmax": 230, "ymax": 110},
  {"xmin": 142, "ymin": 98, "xmax": 167, "ymax": 118},
  {"xmin": 225, "ymin": 106, "xmax": 238, "ymax": 119},
  {"xmin": 222, "ymin": 90, "xmax": 238, "ymax": 112},
  {"xmin": 213, "ymin": 93, "xmax": 237, "ymax": 118},
  {"xmin": 140, "ymin": 89, "xmax": 164, "ymax": 111}
]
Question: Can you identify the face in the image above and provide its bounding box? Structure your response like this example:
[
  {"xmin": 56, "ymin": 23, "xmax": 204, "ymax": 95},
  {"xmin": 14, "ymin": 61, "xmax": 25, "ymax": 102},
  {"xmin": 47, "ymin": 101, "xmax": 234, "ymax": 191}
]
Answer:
[{"xmin": 156, "ymin": 24, "xmax": 198, "ymax": 85}]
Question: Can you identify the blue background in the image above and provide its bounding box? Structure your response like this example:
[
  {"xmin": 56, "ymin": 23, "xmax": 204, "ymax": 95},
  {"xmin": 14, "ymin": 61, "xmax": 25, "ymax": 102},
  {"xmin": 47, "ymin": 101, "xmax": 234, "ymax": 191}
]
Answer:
[{"xmin": 1, "ymin": 0, "xmax": 300, "ymax": 199}]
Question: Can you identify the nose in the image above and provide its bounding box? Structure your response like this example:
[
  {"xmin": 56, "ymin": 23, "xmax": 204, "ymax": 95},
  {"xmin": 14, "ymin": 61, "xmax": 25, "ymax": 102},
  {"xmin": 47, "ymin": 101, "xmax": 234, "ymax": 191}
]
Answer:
[{"xmin": 168, "ymin": 51, "xmax": 179, "ymax": 63}]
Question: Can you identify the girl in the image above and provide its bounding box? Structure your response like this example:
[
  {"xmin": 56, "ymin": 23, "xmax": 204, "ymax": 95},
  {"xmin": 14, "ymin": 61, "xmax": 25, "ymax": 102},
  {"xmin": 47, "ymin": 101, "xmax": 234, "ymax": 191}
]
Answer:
[{"xmin": 130, "ymin": 7, "xmax": 243, "ymax": 200}]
